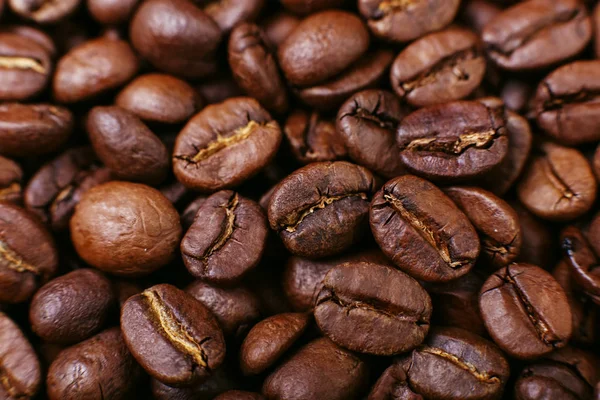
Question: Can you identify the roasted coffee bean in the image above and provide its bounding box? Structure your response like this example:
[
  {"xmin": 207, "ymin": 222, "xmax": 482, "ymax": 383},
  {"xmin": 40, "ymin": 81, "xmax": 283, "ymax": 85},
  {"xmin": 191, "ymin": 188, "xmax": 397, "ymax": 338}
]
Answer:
[
  {"xmin": 461, "ymin": 0, "xmax": 502, "ymax": 34},
  {"xmin": 595, "ymin": 2, "xmax": 600, "ymax": 58},
  {"xmin": 0, "ymin": 156, "xmax": 22, "ymax": 204},
  {"xmin": 121, "ymin": 284, "xmax": 226, "ymax": 387},
  {"xmin": 390, "ymin": 27, "xmax": 485, "ymax": 107},
  {"xmin": 70, "ymin": 181, "xmax": 182, "ymax": 276},
  {"xmin": 262, "ymin": 337, "xmax": 368, "ymax": 400},
  {"xmin": 284, "ymin": 109, "xmax": 347, "ymax": 164},
  {"xmin": 444, "ymin": 186, "xmax": 521, "ymax": 269},
  {"xmin": 280, "ymin": 0, "xmax": 344, "ymax": 15},
  {"xmin": 151, "ymin": 366, "xmax": 237, "ymax": 400},
  {"xmin": 500, "ymin": 79, "xmax": 534, "ymax": 113},
  {"xmin": 534, "ymin": 61, "xmax": 600, "ymax": 145},
  {"xmin": 512, "ymin": 201, "xmax": 557, "ymax": 270},
  {"xmin": 215, "ymin": 391, "xmax": 265, "ymax": 400},
  {"xmin": 479, "ymin": 263, "xmax": 572, "ymax": 359},
  {"xmin": 228, "ymin": 23, "xmax": 288, "ymax": 114},
  {"xmin": 130, "ymin": 0, "xmax": 221, "ymax": 79},
  {"xmin": 53, "ymin": 37, "xmax": 139, "ymax": 103},
  {"xmin": 278, "ymin": 10, "xmax": 369, "ymax": 87},
  {"xmin": 370, "ymin": 175, "xmax": 480, "ymax": 282},
  {"xmin": 337, "ymin": 89, "xmax": 407, "ymax": 179},
  {"xmin": 370, "ymin": 327, "xmax": 510, "ymax": 400},
  {"xmin": 181, "ymin": 195, "xmax": 208, "ymax": 231},
  {"xmin": 561, "ymin": 226, "xmax": 600, "ymax": 305},
  {"xmin": 9, "ymin": 0, "xmax": 79, "ymax": 23},
  {"xmin": 173, "ymin": 97, "xmax": 281, "ymax": 191},
  {"xmin": 240, "ymin": 312, "xmax": 310, "ymax": 375},
  {"xmin": 0, "ymin": 24, "xmax": 56, "ymax": 58},
  {"xmin": 186, "ymin": 280, "xmax": 261, "ymax": 338},
  {"xmin": 359, "ymin": 0, "xmax": 460, "ymax": 43},
  {"xmin": 116, "ymin": 73, "xmax": 203, "ymax": 125},
  {"xmin": 588, "ymin": 211, "xmax": 600, "ymax": 257},
  {"xmin": 86, "ymin": 106, "xmax": 169, "ymax": 185},
  {"xmin": 261, "ymin": 11, "xmax": 300, "ymax": 49},
  {"xmin": 0, "ymin": 312, "xmax": 41, "ymax": 400},
  {"xmin": 181, "ymin": 190, "xmax": 267, "ymax": 284},
  {"xmin": 113, "ymin": 279, "xmax": 141, "ymax": 308},
  {"xmin": 396, "ymin": 100, "xmax": 508, "ymax": 181},
  {"xmin": 87, "ymin": 0, "xmax": 140, "ymax": 25},
  {"xmin": 0, "ymin": 202, "xmax": 57, "ymax": 304},
  {"xmin": 268, "ymin": 161, "xmax": 375, "ymax": 258},
  {"xmin": 315, "ymin": 261, "xmax": 431, "ymax": 355},
  {"xmin": 517, "ymin": 141, "xmax": 596, "ymax": 221},
  {"xmin": 29, "ymin": 269, "xmax": 115, "ymax": 344},
  {"xmin": 203, "ymin": 0, "xmax": 264, "ymax": 34},
  {"xmin": 196, "ymin": 76, "xmax": 243, "ymax": 105},
  {"xmin": 482, "ymin": 0, "xmax": 592, "ymax": 71},
  {"xmin": 47, "ymin": 328, "xmax": 142, "ymax": 400}
]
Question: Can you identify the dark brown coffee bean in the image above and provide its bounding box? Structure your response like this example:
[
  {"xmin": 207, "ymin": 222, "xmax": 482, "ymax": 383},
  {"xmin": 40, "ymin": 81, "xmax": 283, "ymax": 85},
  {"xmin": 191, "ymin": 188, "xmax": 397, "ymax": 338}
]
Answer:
[
  {"xmin": 561, "ymin": 226, "xmax": 600, "ymax": 305},
  {"xmin": 278, "ymin": 10, "xmax": 369, "ymax": 87},
  {"xmin": 512, "ymin": 201, "xmax": 557, "ymax": 270},
  {"xmin": 130, "ymin": 0, "xmax": 221, "ymax": 79},
  {"xmin": 500, "ymin": 79, "xmax": 534, "ymax": 113},
  {"xmin": 121, "ymin": 284, "xmax": 226, "ymax": 387},
  {"xmin": 391, "ymin": 27, "xmax": 486, "ymax": 107},
  {"xmin": 280, "ymin": 0, "xmax": 344, "ymax": 15},
  {"xmin": 203, "ymin": 0, "xmax": 264, "ymax": 34},
  {"xmin": 173, "ymin": 97, "xmax": 282, "ymax": 191},
  {"xmin": 113, "ymin": 279, "xmax": 141, "ymax": 308},
  {"xmin": 9, "ymin": 0, "xmax": 79, "ymax": 23},
  {"xmin": 151, "ymin": 365, "xmax": 237, "ymax": 400},
  {"xmin": 359, "ymin": 0, "xmax": 460, "ymax": 43},
  {"xmin": 461, "ymin": 0, "xmax": 502, "ymax": 34},
  {"xmin": 70, "ymin": 181, "xmax": 182, "ymax": 276},
  {"xmin": 263, "ymin": 337, "xmax": 368, "ymax": 400},
  {"xmin": 517, "ymin": 141, "xmax": 596, "ymax": 221},
  {"xmin": 588, "ymin": 211, "xmax": 600, "ymax": 257},
  {"xmin": 479, "ymin": 263, "xmax": 572, "ymax": 359},
  {"xmin": 215, "ymin": 391, "xmax": 265, "ymax": 400},
  {"xmin": 196, "ymin": 76, "xmax": 243, "ymax": 105},
  {"xmin": 181, "ymin": 195, "xmax": 208, "ymax": 231},
  {"xmin": 240, "ymin": 312, "xmax": 310, "ymax": 375},
  {"xmin": 482, "ymin": 0, "xmax": 592, "ymax": 71},
  {"xmin": 86, "ymin": 106, "xmax": 169, "ymax": 185},
  {"xmin": 47, "ymin": 328, "xmax": 142, "ymax": 400},
  {"xmin": 181, "ymin": 190, "xmax": 267, "ymax": 284},
  {"xmin": 315, "ymin": 261, "xmax": 431, "ymax": 355},
  {"xmin": 53, "ymin": 37, "xmax": 139, "ymax": 103},
  {"xmin": 228, "ymin": 23, "xmax": 288, "ymax": 114},
  {"xmin": 0, "ymin": 25, "xmax": 56, "ymax": 58},
  {"xmin": 595, "ymin": 2, "xmax": 600, "ymax": 58},
  {"xmin": 116, "ymin": 73, "xmax": 203, "ymax": 125},
  {"xmin": 397, "ymin": 100, "xmax": 508, "ymax": 181},
  {"xmin": 87, "ymin": 0, "xmax": 140, "ymax": 25},
  {"xmin": 29, "ymin": 268, "xmax": 115, "ymax": 344},
  {"xmin": 337, "ymin": 89, "xmax": 407, "ymax": 179},
  {"xmin": 261, "ymin": 11, "xmax": 300, "ymax": 49},
  {"xmin": 444, "ymin": 186, "xmax": 521, "ymax": 269},
  {"xmin": 0, "ymin": 203, "xmax": 57, "ymax": 304},
  {"xmin": 0, "ymin": 312, "xmax": 41, "ymax": 400},
  {"xmin": 0, "ymin": 156, "xmax": 22, "ymax": 204},
  {"xmin": 370, "ymin": 175, "xmax": 480, "ymax": 282},
  {"xmin": 284, "ymin": 109, "xmax": 347, "ymax": 164},
  {"xmin": 268, "ymin": 161, "xmax": 375, "ymax": 258},
  {"xmin": 160, "ymin": 180, "xmax": 189, "ymax": 207}
]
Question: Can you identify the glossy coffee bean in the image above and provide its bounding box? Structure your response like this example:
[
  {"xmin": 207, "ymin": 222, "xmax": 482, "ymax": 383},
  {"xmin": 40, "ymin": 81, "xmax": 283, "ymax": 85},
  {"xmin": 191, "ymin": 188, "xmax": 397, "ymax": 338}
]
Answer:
[
  {"xmin": 71, "ymin": 181, "xmax": 182, "ymax": 276},
  {"xmin": 397, "ymin": 100, "xmax": 508, "ymax": 181},
  {"xmin": 0, "ymin": 312, "xmax": 41, "ymax": 400},
  {"xmin": 202, "ymin": 0, "xmax": 264, "ymax": 34},
  {"xmin": 461, "ymin": 0, "xmax": 502, "ymax": 34},
  {"xmin": 561, "ymin": 226, "xmax": 600, "ymax": 305},
  {"xmin": 500, "ymin": 79, "xmax": 533, "ymax": 113},
  {"xmin": 391, "ymin": 27, "xmax": 485, "ymax": 107},
  {"xmin": 9, "ymin": 0, "xmax": 79, "ymax": 23},
  {"xmin": 315, "ymin": 261, "xmax": 431, "ymax": 355},
  {"xmin": 268, "ymin": 161, "xmax": 375, "ymax": 258},
  {"xmin": 479, "ymin": 263, "xmax": 572, "ymax": 359},
  {"xmin": 262, "ymin": 337, "xmax": 368, "ymax": 400},
  {"xmin": 29, "ymin": 268, "xmax": 115, "ymax": 344},
  {"xmin": 370, "ymin": 175, "xmax": 480, "ymax": 282},
  {"xmin": 517, "ymin": 141, "xmax": 596, "ymax": 221},
  {"xmin": 87, "ymin": 0, "xmax": 140, "ymax": 25},
  {"xmin": 0, "ymin": 203, "xmax": 57, "ymax": 304},
  {"xmin": 181, "ymin": 190, "xmax": 267, "ymax": 284},
  {"xmin": 151, "ymin": 366, "xmax": 237, "ymax": 400},
  {"xmin": 280, "ymin": 0, "xmax": 344, "ymax": 15},
  {"xmin": 86, "ymin": 106, "xmax": 169, "ymax": 184},
  {"xmin": 47, "ymin": 328, "xmax": 142, "ymax": 400},
  {"xmin": 121, "ymin": 284, "xmax": 226, "ymax": 387},
  {"xmin": 173, "ymin": 97, "xmax": 282, "ymax": 191},
  {"xmin": 512, "ymin": 201, "xmax": 557, "ymax": 270},
  {"xmin": 359, "ymin": 0, "xmax": 460, "ymax": 43},
  {"xmin": 261, "ymin": 11, "xmax": 300, "ymax": 49},
  {"xmin": 0, "ymin": 156, "xmax": 22, "ymax": 204},
  {"xmin": 482, "ymin": 0, "xmax": 592, "ymax": 71},
  {"xmin": 215, "ymin": 391, "xmax": 265, "ymax": 400}
]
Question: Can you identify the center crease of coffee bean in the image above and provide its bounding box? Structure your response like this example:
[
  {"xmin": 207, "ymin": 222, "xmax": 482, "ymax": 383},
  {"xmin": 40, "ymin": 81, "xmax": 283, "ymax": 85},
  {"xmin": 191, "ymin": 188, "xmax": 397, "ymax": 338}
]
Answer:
[
  {"xmin": 342, "ymin": 99, "xmax": 398, "ymax": 130},
  {"xmin": 0, "ymin": 183, "xmax": 21, "ymax": 200},
  {"xmin": 540, "ymin": 158, "xmax": 576, "ymax": 203},
  {"xmin": 419, "ymin": 347, "xmax": 501, "ymax": 384},
  {"xmin": 402, "ymin": 130, "xmax": 498, "ymax": 155},
  {"xmin": 377, "ymin": 0, "xmax": 414, "ymax": 14},
  {"xmin": 0, "ymin": 56, "xmax": 46, "ymax": 74},
  {"xmin": 0, "ymin": 242, "xmax": 39, "ymax": 274},
  {"xmin": 541, "ymin": 88, "xmax": 600, "ymax": 111},
  {"xmin": 49, "ymin": 185, "xmax": 75, "ymax": 215},
  {"xmin": 0, "ymin": 366, "xmax": 26, "ymax": 399}
]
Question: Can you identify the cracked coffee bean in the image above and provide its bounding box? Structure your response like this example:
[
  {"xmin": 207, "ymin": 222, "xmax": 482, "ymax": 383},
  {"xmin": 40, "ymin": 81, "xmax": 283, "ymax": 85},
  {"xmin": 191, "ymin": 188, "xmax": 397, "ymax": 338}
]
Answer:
[
  {"xmin": 0, "ymin": 156, "xmax": 22, "ymax": 204},
  {"xmin": 121, "ymin": 284, "xmax": 226, "ymax": 387}
]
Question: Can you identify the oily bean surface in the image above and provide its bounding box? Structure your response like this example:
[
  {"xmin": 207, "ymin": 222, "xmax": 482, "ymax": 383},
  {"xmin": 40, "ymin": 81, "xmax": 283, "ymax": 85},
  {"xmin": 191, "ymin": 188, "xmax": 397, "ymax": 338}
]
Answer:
[{"xmin": 561, "ymin": 226, "xmax": 600, "ymax": 305}]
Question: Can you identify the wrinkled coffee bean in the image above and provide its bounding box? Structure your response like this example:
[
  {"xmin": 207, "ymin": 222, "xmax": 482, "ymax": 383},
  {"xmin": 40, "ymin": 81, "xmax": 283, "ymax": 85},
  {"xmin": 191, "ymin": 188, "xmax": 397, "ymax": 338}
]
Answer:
[{"xmin": 0, "ymin": 156, "xmax": 22, "ymax": 204}]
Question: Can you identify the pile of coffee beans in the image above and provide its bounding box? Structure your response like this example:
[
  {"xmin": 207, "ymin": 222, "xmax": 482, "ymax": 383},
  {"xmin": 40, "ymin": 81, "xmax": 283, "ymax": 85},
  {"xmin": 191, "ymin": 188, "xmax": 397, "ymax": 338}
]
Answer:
[{"xmin": 2, "ymin": 0, "xmax": 600, "ymax": 399}]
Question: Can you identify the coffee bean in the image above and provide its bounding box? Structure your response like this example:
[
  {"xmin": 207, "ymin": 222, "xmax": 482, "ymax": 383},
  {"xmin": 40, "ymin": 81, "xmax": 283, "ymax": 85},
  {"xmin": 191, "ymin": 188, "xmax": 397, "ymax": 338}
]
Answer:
[
  {"xmin": 479, "ymin": 263, "xmax": 572, "ymax": 359},
  {"xmin": 280, "ymin": 0, "xmax": 344, "ymax": 15},
  {"xmin": 130, "ymin": 0, "xmax": 221, "ymax": 78},
  {"xmin": 588, "ymin": 211, "xmax": 600, "ymax": 257},
  {"xmin": 113, "ymin": 279, "xmax": 141, "ymax": 308},
  {"xmin": 173, "ymin": 97, "xmax": 282, "ymax": 191},
  {"xmin": 87, "ymin": 0, "xmax": 139, "ymax": 25},
  {"xmin": 151, "ymin": 366, "xmax": 237, "ymax": 400},
  {"xmin": 391, "ymin": 27, "xmax": 486, "ymax": 107},
  {"xmin": 0, "ymin": 24, "xmax": 56, "ymax": 58},
  {"xmin": 482, "ymin": 0, "xmax": 592, "ymax": 71},
  {"xmin": 196, "ymin": 76, "xmax": 243, "ymax": 105},
  {"xmin": 181, "ymin": 196, "xmax": 208, "ymax": 231},
  {"xmin": 262, "ymin": 337, "xmax": 369, "ymax": 400},
  {"xmin": 53, "ymin": 37, "xmax": 139, "ymax": 103},
  {"xmin": 268, "ymin": 161, "xmax": 375, "ymax": 258},
  {"xmin": 240, "ymin": 312, "xmax": 310, "ymax": 375},
  {"xmin": 595, "ymin": 2, "xmax": 600, "ymax": 58},
  {"xmin": 0, "ymin": 156, "xmax": 22, "ymax": 204},
  {"xmin": 460, "ymin": 0, "xmax": 502, "ymax": 34},
  {"xmin": 511, "ymin": 201, "xmax": 557, "ymax": 270},
  {"xmin": 70, "ymin": 181, "xmax": 182, "ymax": 276},
  {"xmin": 116, "ymin": 73, "xmax": 203, "ymax": 125},
  {"xmin": 500, "ymin": 79, "xmax": 534, "ymax": 113},
  {"xmin": 315, "ymin": 261, "xmax": 431, "ymax": 355},
  {"xmin": 0, "ymin": 203, "xmax": 57, "ymax": 304},
  {"xmin": 215, "ymin": 391, "xmax": 265, "ymax": 400},
  {"xmin": 203, "ymin": 0, "xmax": 264, "ymax": 34},
  {"xmin": 9, "ymin": 0, "xmax": 79, "ymax": 23},
  {"xmin": 47, "ymin": 328, "xmax": 143, "ymax": 400},
  {"xmin": 0, "ymin": 312, "xmax": 41, "ymax": 400},
  {"xmin": 261, "ymin": 11, "xmax": 300, "ymax": 49},
  {"xmin": 121, "ymin": 284, "xmax": 226, "ymax": 387},
  {"xmin": 370, "ymin": 175, "xmax": 480, "ymax": 282},
  {"xmin": 517, "ymin": 141, "xmax": 596, "ymax": 221},
  {"xmin": 397, "ymin": 100, "xmax": 508, "ymax": 181},
  {"xmin": 561, "ymin": 226, "xmax": 600, "ymax": 305}
]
